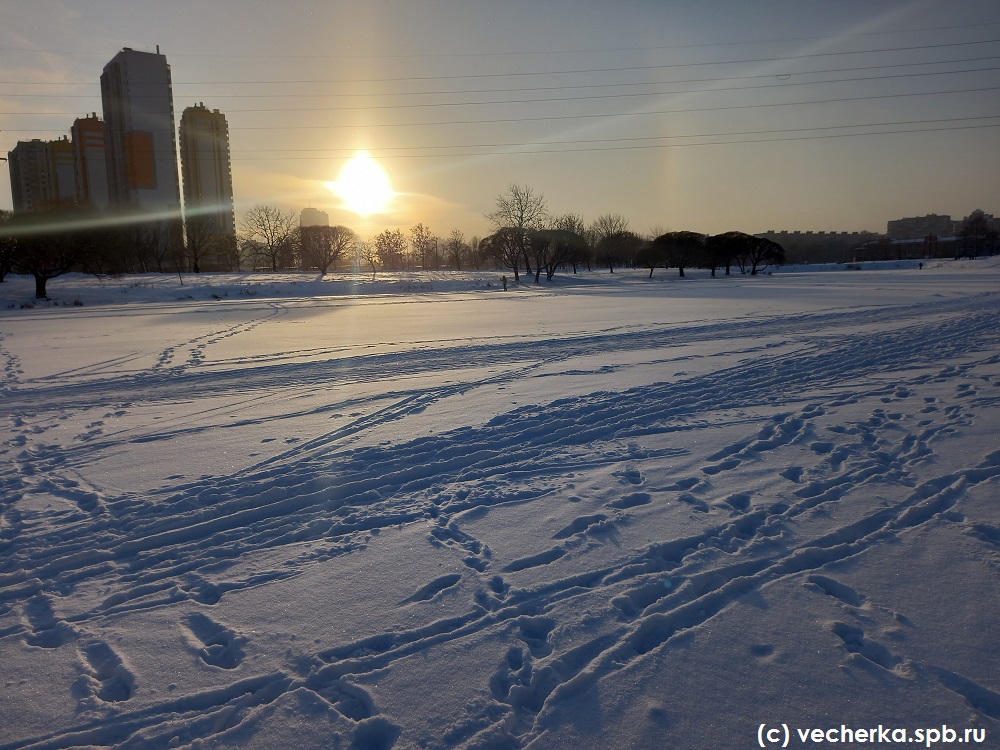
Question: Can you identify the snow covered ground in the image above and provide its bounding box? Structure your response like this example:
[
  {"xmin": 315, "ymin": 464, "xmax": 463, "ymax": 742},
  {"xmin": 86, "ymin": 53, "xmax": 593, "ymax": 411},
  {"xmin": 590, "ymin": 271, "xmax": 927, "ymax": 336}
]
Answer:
[{"xmin": 1, "ymin": 260, "xmax": 999, "ymax": 749}]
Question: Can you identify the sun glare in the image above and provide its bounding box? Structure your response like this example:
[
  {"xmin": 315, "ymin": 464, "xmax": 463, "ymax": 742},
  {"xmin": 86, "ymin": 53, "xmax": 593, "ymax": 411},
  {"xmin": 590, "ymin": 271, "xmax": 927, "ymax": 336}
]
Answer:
[{"xmin": 327, "ymin": 151, "xmax": 394, "ymax": 216}]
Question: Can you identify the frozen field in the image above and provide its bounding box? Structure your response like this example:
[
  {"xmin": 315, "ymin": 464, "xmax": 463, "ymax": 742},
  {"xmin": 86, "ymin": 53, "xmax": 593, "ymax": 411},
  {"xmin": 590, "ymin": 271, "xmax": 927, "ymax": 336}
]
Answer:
[{"xmin": 1, "ymin": 261, "xmax": 999, "ymax": 749}]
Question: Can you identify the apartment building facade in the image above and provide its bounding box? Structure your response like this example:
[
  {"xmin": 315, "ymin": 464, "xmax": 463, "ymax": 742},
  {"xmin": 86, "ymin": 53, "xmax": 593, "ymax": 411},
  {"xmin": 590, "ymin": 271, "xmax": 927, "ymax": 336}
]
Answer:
[
  {"xmin": 179, "ymin": 103, "xmax": 236, "ymax": 237},
  {"xmin": 100, "ymin": 47, "xmax": 181, "ymax": 215}
]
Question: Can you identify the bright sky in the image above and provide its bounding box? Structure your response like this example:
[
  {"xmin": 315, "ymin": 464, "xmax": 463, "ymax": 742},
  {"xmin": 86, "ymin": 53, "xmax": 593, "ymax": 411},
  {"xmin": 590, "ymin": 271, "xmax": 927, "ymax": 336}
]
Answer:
[{"xmin": 1, "ymin": 0, "xmax": 998, "ymax": 239}]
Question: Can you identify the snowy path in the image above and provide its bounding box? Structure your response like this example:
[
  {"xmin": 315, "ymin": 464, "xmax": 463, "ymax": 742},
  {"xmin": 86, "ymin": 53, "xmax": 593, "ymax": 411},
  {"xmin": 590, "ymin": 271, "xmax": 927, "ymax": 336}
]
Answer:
[{"xmin": 1, "ymin": 269, "xmax": 998, "ymax": 749}]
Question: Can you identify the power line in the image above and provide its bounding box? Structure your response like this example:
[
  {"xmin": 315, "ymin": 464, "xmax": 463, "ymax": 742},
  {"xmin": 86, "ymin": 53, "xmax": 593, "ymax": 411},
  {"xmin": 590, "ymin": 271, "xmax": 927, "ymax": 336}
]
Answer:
[
  {"xmin": 237, "ymin": 115, "xmax": 1000, "ymax": 156},
  {"xmin": 169, "ymin": 64, "xmax": 1000, "ymax": 112},
  {"xmin": 2, "ymin": 38, "xmax": 998, "ymax": 88},
  {"xmin": 7, "ymin": 82, "xmax": 998, "ymax": 132},
  {"xmin": 227, "ymin": 122, "xmax": 1000, "ymax": 160},
  {"xmin": 6, "ymin": 68, "xmax": 1000, "ymax": 118},
  {"xmin": 0, "ymin": 20, "xmax": 998, "ymax": 62},
  {"xmin": 4, "ymin": 55, "xmax": 999, "ymax": 101}
]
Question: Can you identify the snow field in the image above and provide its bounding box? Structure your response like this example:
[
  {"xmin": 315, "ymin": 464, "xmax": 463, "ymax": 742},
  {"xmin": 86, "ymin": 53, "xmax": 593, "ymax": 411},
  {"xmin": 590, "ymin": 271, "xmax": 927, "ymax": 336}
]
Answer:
[{"xmin": 1, "ymin": 263, "xmax": 999, "ymax": 749}]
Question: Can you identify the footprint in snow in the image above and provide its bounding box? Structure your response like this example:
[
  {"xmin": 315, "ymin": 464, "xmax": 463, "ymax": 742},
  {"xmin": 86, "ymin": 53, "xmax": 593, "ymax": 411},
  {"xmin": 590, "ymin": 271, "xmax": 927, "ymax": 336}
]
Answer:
[
  {"xmin": 76, "ymin": 640, "xmax": 135, "ymax": 703},
  {"xmin": 401, "ymin": 573, "xmax": 462, "ymax": 604},
  {"xmin": 184, "ymin": 612, "xmax": 246, "ymax": 669}
]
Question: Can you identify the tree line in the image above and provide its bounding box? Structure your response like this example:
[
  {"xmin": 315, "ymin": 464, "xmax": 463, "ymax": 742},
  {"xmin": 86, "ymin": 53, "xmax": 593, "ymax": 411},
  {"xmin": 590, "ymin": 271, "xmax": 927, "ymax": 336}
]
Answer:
[
  {"xmin": 0, "ymin": 183, "xmax": 864, "ymax": 299},
  {"xmin": 478, "ymin": 184, "xmax": 785, "ymax": 283}
]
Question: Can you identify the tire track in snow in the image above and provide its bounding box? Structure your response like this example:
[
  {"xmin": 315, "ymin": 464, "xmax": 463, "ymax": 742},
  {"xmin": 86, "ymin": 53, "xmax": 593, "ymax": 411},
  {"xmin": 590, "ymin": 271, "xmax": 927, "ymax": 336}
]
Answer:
[
  {"xmin": 2, "ymin": 306, "xmax": 998, "ymax": 597},
  {"xmin": 0, "ymin": 292, "xmax": 993, "ymax": 412}
]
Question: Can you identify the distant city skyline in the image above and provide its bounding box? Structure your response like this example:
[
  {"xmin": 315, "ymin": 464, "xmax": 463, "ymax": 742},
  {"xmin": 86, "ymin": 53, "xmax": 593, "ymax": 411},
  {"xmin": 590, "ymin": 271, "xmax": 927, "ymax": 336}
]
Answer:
[{"xmin": 1, "ymin": 0, "xmax": 998, "ymax": 239}]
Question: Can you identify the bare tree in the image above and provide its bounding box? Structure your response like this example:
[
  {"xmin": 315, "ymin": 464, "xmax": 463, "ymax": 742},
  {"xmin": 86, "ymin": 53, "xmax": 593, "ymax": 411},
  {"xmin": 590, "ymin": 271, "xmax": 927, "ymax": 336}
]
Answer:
[
  {"xmin": 705, "ymin": 232, "xmax": 743, "ymax": 276},
  {"xmin": 444, "ymin": 229, "xmax": 469, "ymax": 270},
  {"xmin": 4, "ymin": 207, "xmax": 102, "ymax": 298},
  {"xmin": 0, "ymin": 210, "xmax": 15, "ymax": 283},
  {"xmin": 481, "ymin": 227, "xmax": 527, "ymax": 282},
  {"xmin": 589, "ymin": 214, "xmax": 632, "ymax": 273},
  {"xmin": 373, "ymin": 228, "xmax": 407, "ymax": 271},
  {"xmin": 528, "ymin": 228, "xmax": 588, "ymax": 282},
  {"xmin": 301, "ymin": 225, "xmax": 357, "ymax": 274},
  {"xmin": 486, "ymin": 184, "xmax": 548, "ymax": 232},
  {"xmin": 654, "ymin": 231, "xmax": 704, "ymax": 277},
  {"xmin": 185, "ymin": 213, "xmax": 218, "ymax": 273},
  {"xmin": 240, "ymin": 204, "xmax": 298, "ymax": 272},
  {"xmin": 359, "ymin": 240, "xmax": 380, "ymax": 280},
  {"xmin": 410, "ymin": 223, "xmax": 435, "ymax": 270},
  {"xmin": 468, "ymin": 236, "xmax": 482, "ymax": 270},
  {"xmin": 486, "ymin": 184, "xmax": 548, "ymax": 276},
  {"xmin": 635, "ymin": 240, "xmax": 666, "ymax": 278},
  {"xmin": 960, "ymin": 211, "xmax": 994, "ymax": 257},
  {"xmin": 549, "ymin": 213, "xmax": 590, "ymax": 272},
  {"xmin": 214, "ymin": 233, "xmax": 243, "ymax": 271},
  {"xmin": 126, "ymin": 217, "xmax": 183, "ymax": 273},
  {"xmin": 742, "ymin": 235, "xmax": 785, "ymax": 274}
]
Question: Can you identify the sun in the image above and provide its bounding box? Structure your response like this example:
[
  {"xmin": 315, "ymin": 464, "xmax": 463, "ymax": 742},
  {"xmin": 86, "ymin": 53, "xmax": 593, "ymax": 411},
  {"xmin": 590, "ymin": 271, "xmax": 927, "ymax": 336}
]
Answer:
[{"xmin": 326, "ymin": 151, "xmax": 394, "ymax": 216}]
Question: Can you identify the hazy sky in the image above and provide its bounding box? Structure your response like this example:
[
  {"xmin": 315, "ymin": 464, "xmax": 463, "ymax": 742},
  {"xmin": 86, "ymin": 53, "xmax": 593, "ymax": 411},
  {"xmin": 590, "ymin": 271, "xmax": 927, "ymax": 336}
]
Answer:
[{"xmin": 2, "ymin": 0, "xmax": 998, "ymax": 239}]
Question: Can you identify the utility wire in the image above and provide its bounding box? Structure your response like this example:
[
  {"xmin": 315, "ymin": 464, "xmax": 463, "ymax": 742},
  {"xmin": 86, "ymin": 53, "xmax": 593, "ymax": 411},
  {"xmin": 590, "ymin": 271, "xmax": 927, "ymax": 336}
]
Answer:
[
  {"xmin": 4, "ymin": 54, "xmax": 999, "ymax": 100},
  {"xmin": 227, "ymin": 121, "xmax": 1000, "ymax": 160},
  {"xmin": 1, "ymin": 20, "xmax": 999, "ymax": 61},
  {"xmin": 2, "ymin": 37, "xmax": 998, "ymax": 87},
  {"xmin": 6, "ymin": 67, "xmax": 1000, "ymax": 117},
  {"xmin": 239, "ymin": 115, "xmax": 1000, "ymax": 155},
  {"xmin": 7, "ymin": 82, "xmax": 998, "ymax": 132}
]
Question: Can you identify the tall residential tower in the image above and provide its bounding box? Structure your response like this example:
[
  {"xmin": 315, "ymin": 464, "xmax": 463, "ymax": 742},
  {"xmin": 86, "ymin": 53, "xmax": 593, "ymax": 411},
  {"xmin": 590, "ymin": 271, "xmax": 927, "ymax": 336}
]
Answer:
[
  {"xmin": 179, "ymin": 103, "xmax": 235, "ymax": 236},
  {"xmin": 70, "ymin": 114, "xmax": 110, "ymax": 210},
  {"xmin": 100, "ymin": 47, "xmax": 181, "ymax": 215},
  {"xmin": 7, "ymin": 137, "xmax": 77, "ymax": 212}
]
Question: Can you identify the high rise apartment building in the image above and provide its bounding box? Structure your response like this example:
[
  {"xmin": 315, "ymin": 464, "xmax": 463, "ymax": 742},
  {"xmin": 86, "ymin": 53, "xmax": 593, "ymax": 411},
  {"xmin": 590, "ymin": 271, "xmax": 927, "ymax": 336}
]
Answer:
[
  {"xmin": 100, "ymin": 47, "xmax": 181, "ymax": 215},
  {"xmin": 70, "ymin": 114, "xmax": 110, "ymax": 210},
  {"xmin": 48, "ymin": 137, "xmax": 77, "ymax": 205},
  {"xmin": 886, "ymin": 214, "xmax": 953, "ymax": 240},
  {"xmin": 300, "ymin": 207, "xmax": 329, "ymax": 227},
  {"xmin": 7, "ymin": 140, "xmax": 51, "ymax": 212},
  {"xmin": 179, "ymin": 103, "xmax": 235, "ymax": 236},
  {"xmin": 7, "ymin": 137, "xmax": 77, "ymax": 212}
]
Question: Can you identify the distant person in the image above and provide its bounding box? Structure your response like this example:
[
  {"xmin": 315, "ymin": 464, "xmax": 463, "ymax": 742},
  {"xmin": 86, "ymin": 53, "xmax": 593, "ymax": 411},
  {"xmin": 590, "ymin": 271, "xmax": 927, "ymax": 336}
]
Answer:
[
  {"xmin": 919, "ymin": 262, "xmax": 923, "ymax": 270},
  {"xmin": 501, "ymin": 275, "xmax": 508, "ymax": 291}
]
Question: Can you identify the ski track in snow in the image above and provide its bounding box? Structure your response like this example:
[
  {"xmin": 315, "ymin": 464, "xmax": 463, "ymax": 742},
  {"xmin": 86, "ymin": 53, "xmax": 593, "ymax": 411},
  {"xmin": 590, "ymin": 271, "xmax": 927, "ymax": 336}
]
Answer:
[{"xmin": 2, "ymin": 284, "xmax": 1000, "ymax": 748}]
